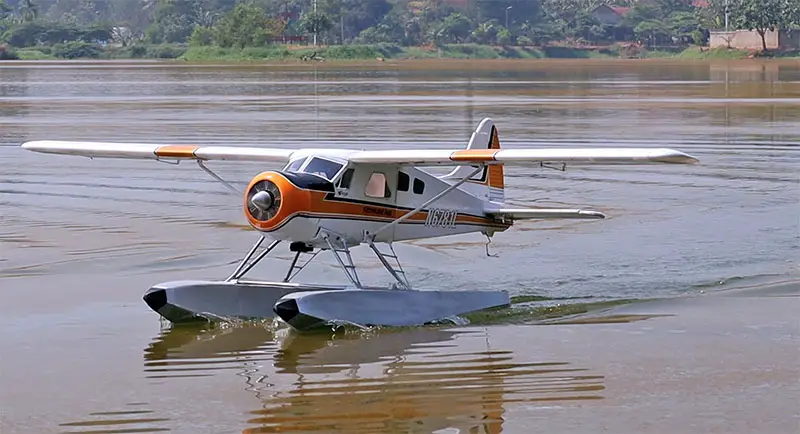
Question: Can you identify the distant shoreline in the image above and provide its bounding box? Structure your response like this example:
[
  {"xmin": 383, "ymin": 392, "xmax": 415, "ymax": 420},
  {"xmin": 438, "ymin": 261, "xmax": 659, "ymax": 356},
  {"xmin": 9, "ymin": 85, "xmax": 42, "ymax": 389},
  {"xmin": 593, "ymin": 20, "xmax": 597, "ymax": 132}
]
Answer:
[{"xmin": 4, "ymin": 43, "xmax": 799, "ymax": 63}]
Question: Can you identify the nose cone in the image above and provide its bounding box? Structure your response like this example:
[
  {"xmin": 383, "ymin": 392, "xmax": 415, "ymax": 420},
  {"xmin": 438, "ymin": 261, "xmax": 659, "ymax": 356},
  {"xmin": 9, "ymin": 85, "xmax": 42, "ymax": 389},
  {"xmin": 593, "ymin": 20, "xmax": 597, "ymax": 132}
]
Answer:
[
  {"xmin": 273, "ymin": 297, "xmax": 327, "ymax": 331},
  {"xmin": 143, "ymin": 288, "xmax": 167, "ymax": 312},
  {"xmin": 251, "ymin": 190, "xmax": 273, "ymax": 211},
  {"xmin": 273, "ymin": 298, "xmax": 299, "ymax": 323}
]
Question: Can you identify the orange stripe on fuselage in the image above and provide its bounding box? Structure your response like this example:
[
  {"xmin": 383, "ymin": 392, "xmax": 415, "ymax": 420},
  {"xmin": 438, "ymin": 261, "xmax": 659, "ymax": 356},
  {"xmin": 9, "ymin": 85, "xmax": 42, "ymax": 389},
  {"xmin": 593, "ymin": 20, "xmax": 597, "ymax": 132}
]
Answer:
[
  {"xmin": 244, "ymin": 172, "xmax": 509, "ymax": 232},
  {"xmin": 450, "ymin": 149, "xmax": 498, "ymax": 162},
  {"xmin": 311, "ymin": 193, "xmax": 506, "ymax": 227},
  {"xmin": 155, "ymin": 145, "xmax": 200, "ymax": 159}
]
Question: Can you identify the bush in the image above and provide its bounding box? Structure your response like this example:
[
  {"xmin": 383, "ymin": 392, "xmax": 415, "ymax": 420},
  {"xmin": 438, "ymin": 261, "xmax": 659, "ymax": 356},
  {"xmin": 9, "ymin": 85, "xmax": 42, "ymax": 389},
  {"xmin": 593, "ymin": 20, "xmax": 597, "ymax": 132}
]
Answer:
[
  {"xmin": 0, "ymin": 45, "xmax": 20, "ymax": 60},
  {"xmin": 130, "ymin": 45, "xmax": 147, "ymax": 58},
  {"xmin": 516, "ymin": 35, "xmax": 533, "ymax": 46},
  {"xmin": 52, "ymin": 41, "xmax": 103, "ymax": 59},
  {"xmin": 190, "ymin": 27, "xmax": 214, "ymax": 46},
  {"xmin": 148, "ymin": 44, "xmax": 187, "ymax": 58}
]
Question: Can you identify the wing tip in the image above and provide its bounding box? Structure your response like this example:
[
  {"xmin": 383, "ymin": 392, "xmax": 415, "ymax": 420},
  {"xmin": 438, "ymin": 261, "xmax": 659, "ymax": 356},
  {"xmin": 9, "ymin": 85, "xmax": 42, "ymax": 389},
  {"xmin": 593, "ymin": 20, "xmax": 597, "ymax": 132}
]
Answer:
[
  {"xmin": 580, "ymin": 210, "xmax": 606, "ymax": 219},
  {"xmin": 653, "ymin": 149, "xmax": 699, "ymax": 164},
  {"xmin": 20, "ymin": 141, "xmax": 45, "ymax": 152}
]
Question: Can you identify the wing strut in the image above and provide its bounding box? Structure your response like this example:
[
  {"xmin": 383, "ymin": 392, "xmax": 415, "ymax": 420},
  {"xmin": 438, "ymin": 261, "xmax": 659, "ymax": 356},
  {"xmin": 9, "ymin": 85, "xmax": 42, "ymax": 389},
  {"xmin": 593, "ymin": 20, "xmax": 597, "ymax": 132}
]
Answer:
[
  {"xmin": 364, "ymin": 166, "xmax": 483, "ymax": 242},
  {"xmin": 197, "ymin": 160, "xmax": 241, "ymax": 195}
]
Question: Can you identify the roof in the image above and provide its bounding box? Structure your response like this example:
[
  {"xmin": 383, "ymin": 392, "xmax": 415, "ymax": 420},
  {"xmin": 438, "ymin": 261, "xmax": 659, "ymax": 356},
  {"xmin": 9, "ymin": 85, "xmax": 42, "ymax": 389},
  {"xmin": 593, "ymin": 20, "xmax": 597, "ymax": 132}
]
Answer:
[
  {"xmin": 592, "ymin": 4, "xmax": 631, "ymax": 17},
  {"xmin": 609, "ymin": 6, "xmax": 631, "ymax": 16}
]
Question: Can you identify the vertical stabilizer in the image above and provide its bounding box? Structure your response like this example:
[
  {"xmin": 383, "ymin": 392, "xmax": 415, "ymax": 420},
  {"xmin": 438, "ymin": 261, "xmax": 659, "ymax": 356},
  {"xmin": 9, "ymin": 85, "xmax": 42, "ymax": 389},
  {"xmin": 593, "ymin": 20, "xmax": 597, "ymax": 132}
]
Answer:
[{"xmin": 441, "ymin": 118, "xmax": 505, "ymax": 203}]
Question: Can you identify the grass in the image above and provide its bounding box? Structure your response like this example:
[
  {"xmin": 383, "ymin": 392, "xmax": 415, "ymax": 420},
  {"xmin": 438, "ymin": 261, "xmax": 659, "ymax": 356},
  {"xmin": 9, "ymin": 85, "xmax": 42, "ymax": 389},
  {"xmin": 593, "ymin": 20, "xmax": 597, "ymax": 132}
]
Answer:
[
  {"xmin": 3, "ymin": 42, "xmax": 796, "ymax": 62},
  {"xmin": 15, "ymin": 49, "xmax": 57, "ymax": 60},
  {"xmin": 672, "ymin": 46, "xmax": 752, "ymax": 59},
  {"xmin": 181, "ymin": 43, "xmax": 403, "ymax": 61},
  {"xmin": 179, "ymin": 43, "xmax": 625, "ymax": 61}
]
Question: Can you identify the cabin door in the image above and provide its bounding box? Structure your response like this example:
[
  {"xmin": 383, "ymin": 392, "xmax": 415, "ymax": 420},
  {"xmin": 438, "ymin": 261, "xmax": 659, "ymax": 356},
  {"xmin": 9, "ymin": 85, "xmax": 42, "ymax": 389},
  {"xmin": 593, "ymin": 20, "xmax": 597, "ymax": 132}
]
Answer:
[{"xmin": 341, "ymin": 165, "xmax": 399, "ymax": 237}]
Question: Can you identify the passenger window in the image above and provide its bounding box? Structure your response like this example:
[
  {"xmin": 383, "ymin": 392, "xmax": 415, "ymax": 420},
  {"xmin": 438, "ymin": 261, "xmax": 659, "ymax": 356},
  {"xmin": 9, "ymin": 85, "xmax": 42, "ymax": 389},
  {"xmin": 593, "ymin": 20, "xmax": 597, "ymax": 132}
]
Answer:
[
  {"xmin": 397, "ymin": 172, "xmax": 409, "ymax": 191},
  {"xmin": 338, "ymin": 168, "xmax": 354, "ymax": 189},
  {"xmin": 365, "ymin": 172, "xmax": 391, "ymax": 198},
  {"xmin": 413, "ymin": 178, "xmax": 425, "ymax": 194}
]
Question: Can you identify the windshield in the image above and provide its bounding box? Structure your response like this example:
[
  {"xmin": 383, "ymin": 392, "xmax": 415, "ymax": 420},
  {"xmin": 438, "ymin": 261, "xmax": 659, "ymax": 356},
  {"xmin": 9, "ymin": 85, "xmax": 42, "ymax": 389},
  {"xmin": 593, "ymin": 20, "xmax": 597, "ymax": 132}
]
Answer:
[
  {"xmin": 284, "ymin": 158, "xmax": 306, "ymax": 172},
  {"xmin": 300, "ymin": 157, "xmax": 344, "ymax": 181}
]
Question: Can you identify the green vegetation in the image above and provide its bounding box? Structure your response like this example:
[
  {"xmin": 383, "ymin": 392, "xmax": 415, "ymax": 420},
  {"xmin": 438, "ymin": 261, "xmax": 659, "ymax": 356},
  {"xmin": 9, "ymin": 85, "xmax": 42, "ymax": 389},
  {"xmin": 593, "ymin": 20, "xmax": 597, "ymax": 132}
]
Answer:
[
  {"xmin": 0, "ymin": 0, "xmax": 798, "ymax": 61},
  {"xmin": 720, "ymin": 0, "xmax": 800, "ymax": 52}
]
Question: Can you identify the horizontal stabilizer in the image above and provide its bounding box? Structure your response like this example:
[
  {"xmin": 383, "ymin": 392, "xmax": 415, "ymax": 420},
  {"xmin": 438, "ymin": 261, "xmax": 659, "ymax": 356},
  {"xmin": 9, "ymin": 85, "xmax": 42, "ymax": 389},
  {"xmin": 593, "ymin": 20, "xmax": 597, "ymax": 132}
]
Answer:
[{"xmin": 485, "ymin": 207, "xmax": 606, "ymax": 220}]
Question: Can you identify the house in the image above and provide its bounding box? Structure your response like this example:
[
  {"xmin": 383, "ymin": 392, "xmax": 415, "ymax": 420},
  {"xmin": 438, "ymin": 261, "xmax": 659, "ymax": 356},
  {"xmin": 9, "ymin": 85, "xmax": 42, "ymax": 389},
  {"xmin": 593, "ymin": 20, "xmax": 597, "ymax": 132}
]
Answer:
[
  {"xmin": 710, "ymin": 29, "xmax": 800, "ymax": 50},
  {"xmin": 591, "ymin": 5, "xmax": 630, "ymax": 26}
]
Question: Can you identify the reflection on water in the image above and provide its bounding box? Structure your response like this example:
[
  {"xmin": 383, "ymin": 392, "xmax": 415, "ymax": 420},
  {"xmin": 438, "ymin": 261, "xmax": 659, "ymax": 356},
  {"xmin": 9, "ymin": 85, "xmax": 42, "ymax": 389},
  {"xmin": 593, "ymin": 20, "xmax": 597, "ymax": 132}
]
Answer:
[
  {"xmin": 58, "ymin": 405, "xmax": 171, "ymax": 434},
  {"xmin": 2, "ymin": 60, "xmax": 798, "ymax": 434},
  {"xmin": 137, "ymin": 324, "xmax": 603, "ymax": 433}
]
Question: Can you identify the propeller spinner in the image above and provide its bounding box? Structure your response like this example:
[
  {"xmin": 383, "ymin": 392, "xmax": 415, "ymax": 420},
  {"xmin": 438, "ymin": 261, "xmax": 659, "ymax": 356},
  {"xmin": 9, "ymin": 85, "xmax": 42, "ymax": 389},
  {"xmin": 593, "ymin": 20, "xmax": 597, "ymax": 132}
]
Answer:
[{"xmin": 247, "ymin": 179, "xmax": 282, "ymax": 221}]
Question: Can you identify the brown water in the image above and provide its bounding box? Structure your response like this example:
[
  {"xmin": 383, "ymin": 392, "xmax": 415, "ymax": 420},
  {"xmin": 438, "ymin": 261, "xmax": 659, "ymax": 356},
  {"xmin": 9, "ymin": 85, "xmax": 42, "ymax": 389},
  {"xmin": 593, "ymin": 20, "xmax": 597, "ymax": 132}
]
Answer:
[{"xmin": 0, "ymin": 59, "xmax": 798, "ymax": 433}]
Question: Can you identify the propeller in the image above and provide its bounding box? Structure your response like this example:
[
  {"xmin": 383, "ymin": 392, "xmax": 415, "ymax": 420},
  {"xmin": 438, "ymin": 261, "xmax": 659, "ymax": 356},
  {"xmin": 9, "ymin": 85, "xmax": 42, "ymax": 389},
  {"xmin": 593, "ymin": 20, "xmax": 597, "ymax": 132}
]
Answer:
[{"xmin": 247, "ymin": 179, "xmax": 281, "ymax": 221}]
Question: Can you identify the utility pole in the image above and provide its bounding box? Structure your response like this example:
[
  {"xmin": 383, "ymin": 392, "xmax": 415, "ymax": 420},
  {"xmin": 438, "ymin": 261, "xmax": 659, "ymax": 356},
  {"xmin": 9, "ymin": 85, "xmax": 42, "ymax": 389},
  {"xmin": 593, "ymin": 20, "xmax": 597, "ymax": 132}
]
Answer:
[
  {"xmin": 313, "ymin": 0, "xmax": 317, "ymax": 46},
  {"xmin": 725, "ymin": 0, "xmax": 730, "ymax": 48},
  {"xmin": 725, "ymin": 0, "xmax": 729, "ymax": 32}
]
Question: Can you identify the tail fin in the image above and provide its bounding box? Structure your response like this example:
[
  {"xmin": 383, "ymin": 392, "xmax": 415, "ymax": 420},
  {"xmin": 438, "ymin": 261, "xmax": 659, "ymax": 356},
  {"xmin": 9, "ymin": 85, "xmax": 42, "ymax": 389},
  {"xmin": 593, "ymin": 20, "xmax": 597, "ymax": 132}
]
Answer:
[{"xmin": 442, "ymin": 118, "xmax": 505, "ymax": 203}]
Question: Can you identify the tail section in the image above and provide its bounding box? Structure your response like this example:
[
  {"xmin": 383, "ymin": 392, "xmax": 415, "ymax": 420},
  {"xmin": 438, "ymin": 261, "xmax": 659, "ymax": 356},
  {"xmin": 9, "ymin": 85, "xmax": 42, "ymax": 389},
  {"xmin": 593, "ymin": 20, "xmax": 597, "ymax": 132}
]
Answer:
[{"xmin": 442, "ymin": 118, "xmax": 505, "ymax": 203}]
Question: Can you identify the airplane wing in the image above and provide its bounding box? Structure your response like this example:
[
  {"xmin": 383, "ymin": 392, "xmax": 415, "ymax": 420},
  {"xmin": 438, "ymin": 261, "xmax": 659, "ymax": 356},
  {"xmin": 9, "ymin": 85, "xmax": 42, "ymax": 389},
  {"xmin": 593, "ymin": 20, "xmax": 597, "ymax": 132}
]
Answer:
[
  {"xmin": 485, "ymin": 207, "xmax": 606, "ymax": 220},
  {"xmin": 20, "ymin": 141, "xmax": 698, "ymax": 166},
  {"xmin": 347, "ymin": 148, "xmax": 698, "ymax": 166},
  {"xmin": 19, "ymin": 140, "xmax": 295, "ymax": 163}
]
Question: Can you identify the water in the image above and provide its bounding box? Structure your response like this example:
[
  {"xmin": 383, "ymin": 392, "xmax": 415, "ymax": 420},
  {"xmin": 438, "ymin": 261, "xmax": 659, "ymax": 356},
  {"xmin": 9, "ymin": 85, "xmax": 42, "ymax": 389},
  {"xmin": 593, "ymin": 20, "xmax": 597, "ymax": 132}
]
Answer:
[{"xmin": 0, "ymin": 59, "xmax": 798, "ymax": 433}]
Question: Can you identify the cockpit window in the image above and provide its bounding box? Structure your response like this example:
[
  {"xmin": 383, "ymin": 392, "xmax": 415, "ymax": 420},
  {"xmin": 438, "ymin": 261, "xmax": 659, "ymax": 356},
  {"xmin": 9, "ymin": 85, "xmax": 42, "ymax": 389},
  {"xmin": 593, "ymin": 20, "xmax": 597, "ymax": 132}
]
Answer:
[
  {"xmin": 301, "ymin": 157, "xmax": 343, "ymax": 181},
  {"xmin": 285, "ymin": 158, "xmax": 305, "ymax": 172}
]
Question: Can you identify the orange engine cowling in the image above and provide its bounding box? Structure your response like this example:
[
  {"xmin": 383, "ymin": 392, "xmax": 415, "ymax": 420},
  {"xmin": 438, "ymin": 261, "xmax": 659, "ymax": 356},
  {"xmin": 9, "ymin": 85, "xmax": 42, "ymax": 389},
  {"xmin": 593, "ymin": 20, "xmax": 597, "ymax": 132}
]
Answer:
[{"xmin": 243, "ymin": 171, "xmax": 313, "ymax": 233}]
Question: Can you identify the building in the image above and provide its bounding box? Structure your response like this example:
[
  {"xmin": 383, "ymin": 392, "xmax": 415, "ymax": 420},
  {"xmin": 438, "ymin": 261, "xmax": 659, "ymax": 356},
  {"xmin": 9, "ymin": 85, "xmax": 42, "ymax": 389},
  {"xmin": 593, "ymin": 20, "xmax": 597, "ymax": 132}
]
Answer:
[
  {"xmin": 591, "ymin": 5, "xmax": 631, "ymax": 26},
  {"xmin": 709, "ymin": 29, "xmax": 800, "ymax": 50}
]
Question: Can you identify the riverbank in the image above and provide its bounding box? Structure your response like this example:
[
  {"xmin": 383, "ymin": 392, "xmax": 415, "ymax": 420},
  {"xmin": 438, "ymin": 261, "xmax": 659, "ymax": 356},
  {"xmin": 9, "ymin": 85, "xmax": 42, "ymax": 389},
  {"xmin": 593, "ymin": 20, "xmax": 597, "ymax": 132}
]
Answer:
[{"xmin": 6, "ymin": 42, "xmax": 799, "ymax": 62}]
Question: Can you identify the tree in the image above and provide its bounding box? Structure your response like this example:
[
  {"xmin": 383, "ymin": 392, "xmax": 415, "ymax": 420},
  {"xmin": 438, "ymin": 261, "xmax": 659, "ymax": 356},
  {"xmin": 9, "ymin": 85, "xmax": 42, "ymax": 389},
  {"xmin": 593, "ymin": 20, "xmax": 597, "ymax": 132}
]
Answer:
[
  {"xmin": 17, "ymin": 0, "xmax": 38, "ymax": 22},
  {"xmin": 145, "ymin": 0, "xmax": 203, "ymax": 43},
  {"xmin": 668, "ymin": 10, "xmax": 699, "ymax": 43},
  {"xmin": 787, "ymin": 1, "xmax": 800, "ymax": 27},
  {"xmin": 436, "ymin": 12, "xmax": 470, "ymax": 43},
  {"xmin": 471, "ymin": 0, "xmax": 542, "ymax": 27},
  {"xmin": 213, "ymin": 2, "xmax": 281, "ymax": 48},
  {"xmin": 0, "ymin": 0, "xmax": 11, "ymax": 20},
  {"xmin": 634, "ymin": 18, "xmax": 669, "ymax": 46},
  {"xmin": 300, "ymin": 10, "xmax": 331, "ymax": 44},
  {"xmin": 729, "ymin": 0, "xmax": 790, "ymax": 51}
]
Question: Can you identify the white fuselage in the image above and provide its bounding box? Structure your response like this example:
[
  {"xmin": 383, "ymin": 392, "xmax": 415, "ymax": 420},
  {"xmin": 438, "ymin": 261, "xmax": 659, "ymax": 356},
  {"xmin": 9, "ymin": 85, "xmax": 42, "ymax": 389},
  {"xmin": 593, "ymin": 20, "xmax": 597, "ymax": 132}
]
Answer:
[{"xmin": 242, "ymin": 151, "xmax": 509, "ymax": 248}]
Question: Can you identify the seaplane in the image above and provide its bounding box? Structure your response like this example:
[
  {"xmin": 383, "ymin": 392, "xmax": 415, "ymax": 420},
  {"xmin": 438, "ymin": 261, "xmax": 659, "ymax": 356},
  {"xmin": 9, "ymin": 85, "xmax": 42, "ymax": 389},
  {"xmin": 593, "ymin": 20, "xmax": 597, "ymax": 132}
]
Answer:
[{"xmin": 20, "ymin": 118, "xmax": 698, "ymax": 331}]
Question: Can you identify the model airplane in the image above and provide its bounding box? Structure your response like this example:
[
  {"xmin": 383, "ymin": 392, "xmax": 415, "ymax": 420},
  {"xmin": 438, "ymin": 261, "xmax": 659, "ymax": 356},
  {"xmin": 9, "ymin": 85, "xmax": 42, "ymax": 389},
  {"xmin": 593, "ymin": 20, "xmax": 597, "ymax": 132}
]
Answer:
[{"xmin": 20, "ymin": 118, "xmax": 698, "ymax": 331}]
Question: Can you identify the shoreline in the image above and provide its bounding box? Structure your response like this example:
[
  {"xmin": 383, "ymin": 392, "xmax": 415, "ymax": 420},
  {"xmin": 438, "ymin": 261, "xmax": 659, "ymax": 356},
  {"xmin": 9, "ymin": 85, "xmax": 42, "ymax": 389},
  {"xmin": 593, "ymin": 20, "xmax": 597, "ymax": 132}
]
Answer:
[
  {"xmin": 4, "ymin": 43, "xmax": 799, "ymax": 63},
  {"xmin": 2, "ymin": 56, "xmax": 800, "ymax": 70}
]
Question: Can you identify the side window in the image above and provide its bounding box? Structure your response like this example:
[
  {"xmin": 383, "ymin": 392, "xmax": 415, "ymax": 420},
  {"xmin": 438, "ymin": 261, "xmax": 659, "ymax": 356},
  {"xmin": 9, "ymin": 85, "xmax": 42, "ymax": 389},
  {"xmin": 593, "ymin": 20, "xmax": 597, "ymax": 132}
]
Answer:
[
  {"xmin": 365, "ymin": 172, "xmax": 391, "ymax": 198},
  {"xmin": 337, "ymin": 168, "xmax": 354, "ymax": 189},
  {"xmin": 285, "ymin": 158, "xmax": 305, "ymax": 172},
  {"xmin": 413, "ymin": 178, "xmax": 425, "ymax": 195},
  {"xmin": 397, "ymin": 172, "xmax": 409, "ymax": 192}
]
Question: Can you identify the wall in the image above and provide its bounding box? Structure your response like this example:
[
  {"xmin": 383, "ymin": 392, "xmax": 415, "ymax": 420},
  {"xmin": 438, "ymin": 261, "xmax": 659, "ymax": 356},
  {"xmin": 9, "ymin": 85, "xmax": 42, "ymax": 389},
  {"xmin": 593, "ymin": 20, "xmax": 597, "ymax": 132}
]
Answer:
[
  {"xmin": 710, "ymin": 29, "xmax": 800, "ymax": 50},
  {"xmin": 779, "ymin": 30, "xmax": 800, "ymax": 49}
]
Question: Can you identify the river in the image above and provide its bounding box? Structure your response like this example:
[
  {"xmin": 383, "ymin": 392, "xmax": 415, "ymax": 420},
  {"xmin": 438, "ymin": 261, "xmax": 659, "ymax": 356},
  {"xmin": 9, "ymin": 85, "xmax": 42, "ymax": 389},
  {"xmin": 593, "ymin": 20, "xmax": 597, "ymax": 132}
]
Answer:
[{"xmin": 0, "ymin": 58, "xmax": 798, "ymax": 433}]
